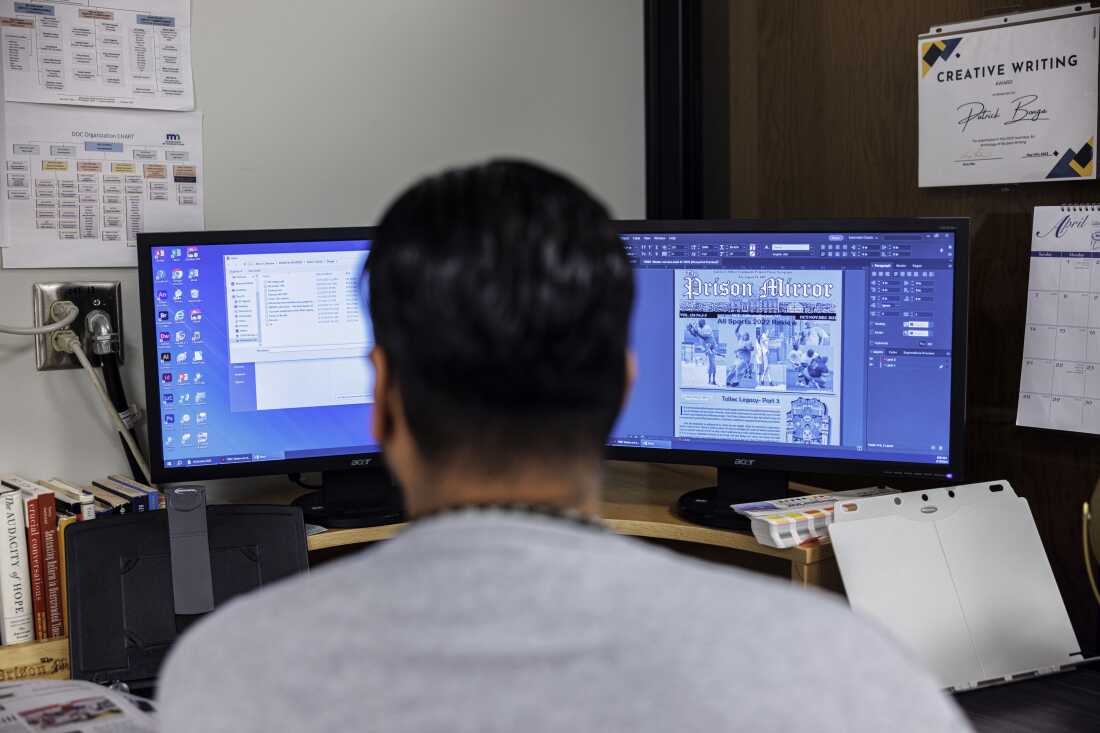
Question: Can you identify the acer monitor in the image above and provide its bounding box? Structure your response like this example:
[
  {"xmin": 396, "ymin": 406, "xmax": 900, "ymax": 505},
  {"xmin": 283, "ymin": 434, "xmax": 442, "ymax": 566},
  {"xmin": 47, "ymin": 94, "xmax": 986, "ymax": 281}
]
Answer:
[
  {"xmin": 139, "ymin": 219, "xmax": 968, "ymax": 533},
  {"xmin": 607, "ymin": 219, "xmax": 969, "ymax": 529},
  {"xmin": 138, "ymin": 228, "xmax": 400, "ymax": 528}
]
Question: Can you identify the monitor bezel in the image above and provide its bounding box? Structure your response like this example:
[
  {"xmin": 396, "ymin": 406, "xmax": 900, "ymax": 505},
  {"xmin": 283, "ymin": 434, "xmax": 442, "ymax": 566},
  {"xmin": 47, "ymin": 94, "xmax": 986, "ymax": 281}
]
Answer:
[
  {"xmin": 137, "ymin": 227, "xmax": 379, "ymax": 484},
  {"xmin": 606, "ymin": 218, "xmax": 970, "ymax": 482}
]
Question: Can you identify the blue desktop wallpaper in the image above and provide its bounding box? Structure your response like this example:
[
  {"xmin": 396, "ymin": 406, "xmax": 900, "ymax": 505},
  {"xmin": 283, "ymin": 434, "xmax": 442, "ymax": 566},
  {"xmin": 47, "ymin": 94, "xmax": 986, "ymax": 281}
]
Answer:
[{"xmin": 151, "ymin": 240, "xmax": 375, "ymax": 469}]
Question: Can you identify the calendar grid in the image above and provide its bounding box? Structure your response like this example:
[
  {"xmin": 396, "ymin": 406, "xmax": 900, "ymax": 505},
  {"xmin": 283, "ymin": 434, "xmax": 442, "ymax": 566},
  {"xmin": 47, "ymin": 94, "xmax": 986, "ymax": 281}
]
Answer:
[{"xmin": 1016, "ymin": 206, "xmax": 1100, "ymax": 433}]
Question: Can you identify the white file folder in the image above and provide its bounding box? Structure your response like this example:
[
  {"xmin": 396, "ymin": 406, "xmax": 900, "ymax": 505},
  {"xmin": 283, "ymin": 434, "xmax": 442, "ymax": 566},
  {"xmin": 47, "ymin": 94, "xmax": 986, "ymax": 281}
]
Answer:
[{"xmin": 830, "ymin": 480, "xmax": 1086, "ymax": 691}]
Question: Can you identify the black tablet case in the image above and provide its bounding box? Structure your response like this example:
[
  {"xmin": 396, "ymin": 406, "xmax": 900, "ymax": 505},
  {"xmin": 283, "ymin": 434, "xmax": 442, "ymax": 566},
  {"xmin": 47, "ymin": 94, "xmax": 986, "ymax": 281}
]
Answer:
[{"xmin": 65, "ymin": 505, "xmax": 309, "ymax": 690}]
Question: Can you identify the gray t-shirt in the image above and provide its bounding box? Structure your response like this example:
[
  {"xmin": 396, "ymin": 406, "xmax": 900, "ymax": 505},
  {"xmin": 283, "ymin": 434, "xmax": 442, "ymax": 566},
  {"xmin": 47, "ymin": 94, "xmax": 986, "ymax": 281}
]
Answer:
[{"xmin": 158, "ymin": 510, "xmax": 971, "ymax": 732}]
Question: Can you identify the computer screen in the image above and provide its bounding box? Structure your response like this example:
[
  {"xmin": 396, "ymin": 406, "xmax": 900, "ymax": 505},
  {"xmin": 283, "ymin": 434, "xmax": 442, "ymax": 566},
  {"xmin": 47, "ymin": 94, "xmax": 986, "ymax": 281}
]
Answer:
[
  {"xmin": 608, "ymin": 222, "xmax": 966, "ymax": 480},
  {"xmin": 141, "ymin": 221, "xmax": 966, "ymax": 483},
  {"xmin": 141, "ymin": 233, "xmax": 376, "ymax": 473}
]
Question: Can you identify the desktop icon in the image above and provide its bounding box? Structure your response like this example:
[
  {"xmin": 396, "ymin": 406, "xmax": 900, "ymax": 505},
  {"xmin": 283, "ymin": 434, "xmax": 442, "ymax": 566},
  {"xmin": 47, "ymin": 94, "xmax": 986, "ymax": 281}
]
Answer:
[
  {"xmin": 171, "ymin": 268, "xmax": 184, "ymax": 281},
  {"xmin": 175, "ymin": 330, "xmax": 187, "ymax": 344},
  {"xmin": 173, "ymin": 288, "xmax": 184, "ymax": 302},
  {"xmin": 189, "ymin": 288, "xmax": 200, "ymax": 300},
  {"xmin": 196, "ymin": 411, "xmax": 207, "ymax": 424},
  {"xmin": 163, "ymin": 394, "xmax": 174, "ymax": 405},
  {"xmin": 154, "ymin": 249, "xmax": 166, "ymax": 261},
  {"xmin": 162, "ymin": 373, "xmax": 173, "ymax": 384},
  {"xmin": 176, "ymin": 352, "xmax": 188, "ymax": 364},
  {"xmin": 158, "ymin": 331, "xmax": 171, "ymax": 344},
  {"xmin": 177, "ymin": 373, "xmax": 189, "ymax": 385},
  {"xmin": 155, "ymin": 269, "xmax": 167, "ymax": 281},
  {"xmin": 181, "ymin": 433, "xmax": 193, "ymax": 446},
  {"xmin": 160, "ymin": 352, "xmax": 171, "ymax": 363},
  {"xmin": 186, "ymin": 246, "xmax": 200, "ymax": 260},
  {"xmin": 180, "ymin": 414, "xmax": 191, "ymax": 425},
  {"xmin": 158, "ymin": 310, "xmax": 169, "ymax": 322},
  {"xmin": 164, "ymin": 436, "xmax": 174, "ymax": 448},
  {"xmin": 156, "ymin": 290, "xmax": 168, "ymax": 303},
  {"xmin": 188, "ymin": 268, "xmax": 200, "ymax": 280},
  {"xmin": 178, "ymin": 393, "xmax": 192, "ymax": 404},
  {"xmin": 197, "ymin": 432, "xmax": 208, "ymax": 446},
  {"xmin": 170, "ymin": 248, "xmax": 183, "ymax": 260},
  {"xmin": 191, "ymin": 330, "xmax": 202, "ymax": 343},
  {"xmin": 193, "ymin": 372, "xmax": 204, "ymax": 385},
  {"xmin": 164, "ymin": 414, "xmax": 175, "ymax": 425},
  {"xmin": 192, "ymin": 350, "xmax": 203, "ymax": 363},
  {"xmin": 189, "ymin": 308, "xmax": 203, "ymax": 323},
  {"xmin": 194, "ymin": 391, "xmax": 206, "ymax": 404}
]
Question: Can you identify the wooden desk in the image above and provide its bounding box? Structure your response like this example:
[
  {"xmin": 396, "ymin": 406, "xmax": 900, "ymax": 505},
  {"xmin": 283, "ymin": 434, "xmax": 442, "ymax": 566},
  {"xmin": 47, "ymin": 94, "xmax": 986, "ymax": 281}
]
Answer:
[{"xmin": 289, "ymin": 461, "xmax": 838, "ymax": 590}]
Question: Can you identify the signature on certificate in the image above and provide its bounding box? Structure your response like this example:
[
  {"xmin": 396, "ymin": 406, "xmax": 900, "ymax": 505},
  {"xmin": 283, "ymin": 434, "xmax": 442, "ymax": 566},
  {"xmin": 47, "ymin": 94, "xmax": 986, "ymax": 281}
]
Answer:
[
  {"xmin": 1005, "ymin": 95, "xmax": 1049, "ymax": 125},
  {"xmin": 956, "ymin": 101, "xmax": 999, "ymax": 131},
  {"xmin": 956, "ymin": 95, "xmax": 1049, "ymax": 131},
  {"xmin": 958, "ymin": 150, "xmax": 995, "ymax": 160}
]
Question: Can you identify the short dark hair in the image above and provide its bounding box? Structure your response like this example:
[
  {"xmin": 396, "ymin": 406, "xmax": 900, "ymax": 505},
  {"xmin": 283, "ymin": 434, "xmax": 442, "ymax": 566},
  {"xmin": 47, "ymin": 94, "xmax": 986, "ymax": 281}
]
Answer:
[{"xmin": 367, "ymin": 160, "xmax": 634, "ymax": 471}]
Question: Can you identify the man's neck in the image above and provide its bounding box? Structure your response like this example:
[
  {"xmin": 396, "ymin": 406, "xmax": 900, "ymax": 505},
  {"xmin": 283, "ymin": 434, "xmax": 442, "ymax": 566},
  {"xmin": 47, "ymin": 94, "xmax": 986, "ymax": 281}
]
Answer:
[{"xmin": 409, "ymin": 461, "xmax": 602, "ymax": 518}]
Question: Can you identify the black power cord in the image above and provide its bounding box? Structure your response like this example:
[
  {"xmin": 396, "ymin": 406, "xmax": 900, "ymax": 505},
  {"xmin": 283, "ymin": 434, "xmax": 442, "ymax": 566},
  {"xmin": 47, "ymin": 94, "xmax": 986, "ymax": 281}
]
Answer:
[{"xmin": 99, "ymin": 353, "xmax": 146, "ymax": 483}]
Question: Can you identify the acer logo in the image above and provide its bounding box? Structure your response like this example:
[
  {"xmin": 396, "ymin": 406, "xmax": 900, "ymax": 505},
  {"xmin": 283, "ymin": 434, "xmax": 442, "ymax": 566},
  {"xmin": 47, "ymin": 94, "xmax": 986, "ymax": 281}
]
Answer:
[
  {"xmin": 350, "ymin": 458, "xmax": 373, "ymax": 467},
  {"xmin": 733, "ymin": 458, "xmax": 755, "ymax": 466}
]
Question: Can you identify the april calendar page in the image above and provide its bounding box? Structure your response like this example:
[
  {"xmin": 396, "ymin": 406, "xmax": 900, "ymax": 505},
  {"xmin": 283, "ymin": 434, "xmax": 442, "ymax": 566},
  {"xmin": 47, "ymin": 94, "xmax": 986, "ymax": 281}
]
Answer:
[{"xmin": 1017, "ymin": 205, "xmax": 1100, "ymax": 433}]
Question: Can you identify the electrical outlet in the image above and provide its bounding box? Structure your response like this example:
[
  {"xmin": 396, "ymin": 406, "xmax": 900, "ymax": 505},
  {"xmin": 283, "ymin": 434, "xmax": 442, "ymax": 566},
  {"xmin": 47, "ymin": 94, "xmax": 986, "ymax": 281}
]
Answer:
[{"xmin": 33, "ymin": 282, "xmax": 124, "ymax": 371}]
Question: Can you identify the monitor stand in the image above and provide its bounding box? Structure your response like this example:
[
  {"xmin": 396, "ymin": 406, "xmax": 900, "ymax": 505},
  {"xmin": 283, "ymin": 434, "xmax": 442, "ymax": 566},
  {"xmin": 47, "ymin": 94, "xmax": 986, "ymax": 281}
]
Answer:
[
  {"xmin": 676, "ymin": 467, "xmax": 789, "ymax": 531},
  {"xmin": 291, "ymin": 466, "xmax": 406, "ymax": 529}
]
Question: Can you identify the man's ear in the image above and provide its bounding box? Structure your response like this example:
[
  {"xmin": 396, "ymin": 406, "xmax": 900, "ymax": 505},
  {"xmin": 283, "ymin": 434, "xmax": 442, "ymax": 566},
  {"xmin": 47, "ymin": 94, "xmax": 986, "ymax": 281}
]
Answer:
[
  {"xmin": 622, "ymin": 350, "xmax": 637, "ymax": 409},
  {"xmin": 370, "ymin": 347, "xmax": 394, "ymax": 445}
]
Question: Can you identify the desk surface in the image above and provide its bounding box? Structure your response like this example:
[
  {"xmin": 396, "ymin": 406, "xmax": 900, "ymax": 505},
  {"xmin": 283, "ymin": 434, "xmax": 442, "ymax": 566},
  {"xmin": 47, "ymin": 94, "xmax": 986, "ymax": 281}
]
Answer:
[
  {"xmin": 956, "ymin": 665, "xmax": 1100, "ymax": 733},
  {"xmin": 258, "ymin": 461, "xmax": 833, "ymax": 565}
]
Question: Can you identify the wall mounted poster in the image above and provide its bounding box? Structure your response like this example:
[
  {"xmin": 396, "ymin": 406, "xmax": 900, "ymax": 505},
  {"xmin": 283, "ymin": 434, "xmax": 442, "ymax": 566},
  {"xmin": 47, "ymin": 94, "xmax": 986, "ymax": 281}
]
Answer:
[{"xmin": 918, "ymin": 9, "xmax": 1099, "ymax": 187}]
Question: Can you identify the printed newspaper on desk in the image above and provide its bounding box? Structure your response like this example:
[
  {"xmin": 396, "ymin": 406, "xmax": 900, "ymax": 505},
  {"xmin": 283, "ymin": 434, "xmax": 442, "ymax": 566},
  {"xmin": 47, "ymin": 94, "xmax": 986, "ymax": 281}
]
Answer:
[{"xmin": 0, "ymin": 680, "xmax": 156, "ymax": 732}]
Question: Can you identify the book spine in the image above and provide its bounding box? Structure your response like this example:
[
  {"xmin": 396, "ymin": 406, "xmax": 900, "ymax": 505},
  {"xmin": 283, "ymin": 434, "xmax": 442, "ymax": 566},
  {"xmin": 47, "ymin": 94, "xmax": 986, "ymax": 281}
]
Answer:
[
  {"xmin": 22, "ymin": 494, "xmax": 45, "ymax": 640},
  {"xmin": 46, "ymin": 495, "xmax": 81, "ymax": 518},
  {"xmin": 0, "ymin": 491, "xmax": 33, "ymax": 645},
  {"xmin": 39, "ymin": 495, "xmax": 62, "ymax": 639},
  {"xmin": 40, "ymin": 480, "xmax": 96, "ymax": 522},
  {"xmin": 85, "ymin": 486, "xmax": 128, "ymax": 516},
  {"xmin": 56, "ymin": 514, "xmax": 77, "ymax": 641},
  {"xmin": 109, "ymin": 476, "xmax": 162, "ymax": 511},
  {"xmin": 93, "ymin": 481, "xmax": 145, "ymax": 513},
  {"xmin": 91, "ymin": 500, "xmax": 113, "ymax": 517}
]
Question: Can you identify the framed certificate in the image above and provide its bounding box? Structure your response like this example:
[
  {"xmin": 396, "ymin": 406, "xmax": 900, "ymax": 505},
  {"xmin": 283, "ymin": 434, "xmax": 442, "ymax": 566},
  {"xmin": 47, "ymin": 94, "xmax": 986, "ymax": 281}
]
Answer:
[{"xmin": 918, "ymin": 8, "xmax": 1099, "ymax": 187}]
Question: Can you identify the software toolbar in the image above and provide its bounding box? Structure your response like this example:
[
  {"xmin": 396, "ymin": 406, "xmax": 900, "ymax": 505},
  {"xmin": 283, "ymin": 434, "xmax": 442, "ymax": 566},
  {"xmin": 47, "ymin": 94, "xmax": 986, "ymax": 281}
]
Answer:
[{"xmin": 622, "ymin": 231, "xmax": 955, "ymax": 266}]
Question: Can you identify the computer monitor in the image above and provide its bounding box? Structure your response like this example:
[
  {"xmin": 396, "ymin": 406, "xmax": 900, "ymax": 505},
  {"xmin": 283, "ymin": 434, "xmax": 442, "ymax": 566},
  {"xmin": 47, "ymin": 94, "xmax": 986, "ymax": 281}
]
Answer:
[
  {"xmin": 139, "ymin": 220, "xmax": 968, "ymax": 531},
  {"xmin": 607, "ymin": 219, "xmax": 969, "ymax": 528},
  {"xmin": 137, "ymin": 228, "xmax": 399, "ymax": 528}
]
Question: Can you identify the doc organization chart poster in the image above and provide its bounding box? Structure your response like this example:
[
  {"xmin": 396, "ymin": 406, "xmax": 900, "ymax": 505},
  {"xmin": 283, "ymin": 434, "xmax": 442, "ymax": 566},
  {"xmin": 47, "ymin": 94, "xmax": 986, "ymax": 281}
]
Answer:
[{"xmin": 918, "ymin": 10, "xmax": 1098, "ymax": 187}]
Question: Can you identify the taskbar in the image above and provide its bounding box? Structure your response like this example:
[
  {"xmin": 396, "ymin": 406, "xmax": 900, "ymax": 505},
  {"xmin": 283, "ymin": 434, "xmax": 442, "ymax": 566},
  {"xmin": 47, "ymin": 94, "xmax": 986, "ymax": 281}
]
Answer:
[
  {"xmin": 164, "ymin": 453, "xmax": 263, "ymax": 469},
  {"xmin": 606, "ymin": 436, "xmax": 949, "ymax": 466},
  {"xmin": 163, "ymin": 444, "xmax": 379, "ymax": 469}
]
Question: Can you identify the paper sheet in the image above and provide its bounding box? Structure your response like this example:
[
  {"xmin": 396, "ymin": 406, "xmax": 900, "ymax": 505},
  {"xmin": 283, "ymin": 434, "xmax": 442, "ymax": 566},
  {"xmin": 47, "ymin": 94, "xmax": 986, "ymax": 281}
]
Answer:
[
  {"xmin": 0, "ymin": 0, "xmax": 193, "ymax": 110},
  {"xmin": 0, "ymin": 102, "xmax": 203, "ymax": 268},
  {"xmin": 0, "ymin": 679, "xmax": 157, "ymax": 731},
  {"xmin": 1016, "ymin": 205, "xmax": 1100, "ymax": 433}
]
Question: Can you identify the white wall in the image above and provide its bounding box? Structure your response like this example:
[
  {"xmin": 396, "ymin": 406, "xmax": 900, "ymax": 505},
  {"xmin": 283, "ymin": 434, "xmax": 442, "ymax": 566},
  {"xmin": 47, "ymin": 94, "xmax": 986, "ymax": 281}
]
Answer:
[{"xmin": 0, "ymin": 1, "xmax": 645, "ymax": 498}]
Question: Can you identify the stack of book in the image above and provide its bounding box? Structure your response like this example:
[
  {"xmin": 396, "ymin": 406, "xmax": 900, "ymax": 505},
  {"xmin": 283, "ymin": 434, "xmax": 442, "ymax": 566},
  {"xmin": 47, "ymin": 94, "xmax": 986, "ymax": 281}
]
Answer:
[
  {"xmin": 732, "ymin": 487, "xmax": 899, "ymax": 549},
  {"xmin": 0, "ymin": 475, "xmax": 161, "ymax": 646}
]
